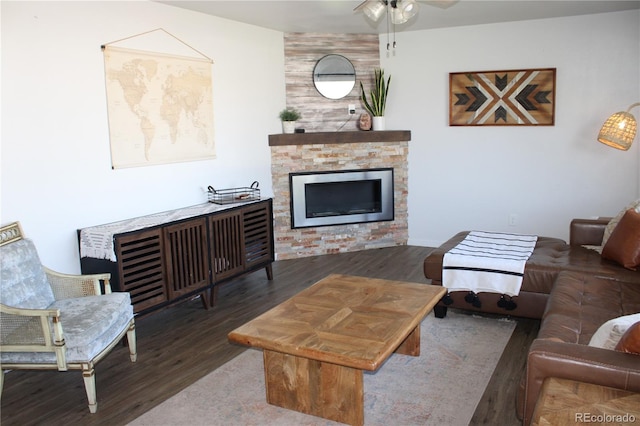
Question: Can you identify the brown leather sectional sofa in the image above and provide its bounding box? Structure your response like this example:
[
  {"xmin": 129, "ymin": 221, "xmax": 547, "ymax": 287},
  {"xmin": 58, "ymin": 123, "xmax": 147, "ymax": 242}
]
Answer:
[{"xmin": 423, "ymin": 217, "xmax": 640, "ymax": 425}]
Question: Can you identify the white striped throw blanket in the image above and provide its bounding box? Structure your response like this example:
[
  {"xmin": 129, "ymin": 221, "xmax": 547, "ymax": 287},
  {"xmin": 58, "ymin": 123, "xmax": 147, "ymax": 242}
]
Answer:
[{"xmin": 442, "ymin": 231, "xmax": 538, "ymax": 297}]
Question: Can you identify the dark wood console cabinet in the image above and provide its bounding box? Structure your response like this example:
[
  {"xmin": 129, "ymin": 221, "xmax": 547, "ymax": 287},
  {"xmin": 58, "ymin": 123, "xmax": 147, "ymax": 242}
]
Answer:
[{"xmin": 79, "ymin": 199, "xmax": 274, "ymax": 315}]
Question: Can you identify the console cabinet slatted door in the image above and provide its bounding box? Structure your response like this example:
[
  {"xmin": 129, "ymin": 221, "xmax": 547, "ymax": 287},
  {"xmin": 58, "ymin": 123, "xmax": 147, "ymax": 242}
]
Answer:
[
  {"xmin": 244, "ymin": 201, "xmax": 273, "ymax": 270},
  {"xmin": 209, "ymin": 210, "xmax": 245, "ymax": 281},
  {"xmin": 163, "ymin": 217, "xmax": 210, "ymax": 300},
  {"xmin": 80, "ymin": 199, "xmax": 274, "ymax": 314},
  {"xmin": 115, "ymin": 228, "xmax": 168, "ymax": 312}
]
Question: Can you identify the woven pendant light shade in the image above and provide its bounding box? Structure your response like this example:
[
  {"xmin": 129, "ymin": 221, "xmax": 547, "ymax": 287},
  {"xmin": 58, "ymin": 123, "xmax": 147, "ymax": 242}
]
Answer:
[{"xmin": 597, "ymin": 103, "xmax": 640, "ymax": 151}]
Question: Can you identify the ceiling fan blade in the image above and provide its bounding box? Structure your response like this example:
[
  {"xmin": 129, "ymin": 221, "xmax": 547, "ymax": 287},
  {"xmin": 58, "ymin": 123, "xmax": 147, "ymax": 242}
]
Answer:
[{"xmin": 353, "ymin": 0, "xmax": 371, "ymax": 12}]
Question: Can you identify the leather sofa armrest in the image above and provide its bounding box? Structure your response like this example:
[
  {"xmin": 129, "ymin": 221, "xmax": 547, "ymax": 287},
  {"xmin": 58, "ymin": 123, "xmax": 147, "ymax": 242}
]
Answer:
[
  {"xmin": 569, "ymin": 218, "xmax": 610, "ymax": 246},
  {"xmin": 519, "ymin": 338, "xmax": 640, "ymax": 426}
]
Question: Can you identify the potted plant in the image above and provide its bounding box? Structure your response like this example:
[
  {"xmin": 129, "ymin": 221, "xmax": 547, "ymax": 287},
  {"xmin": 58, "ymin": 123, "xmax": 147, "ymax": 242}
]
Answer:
[
  {"xmin": 279, "ymin": 108, "xmax": 300, "ymax": 134},
  {"xmin": 360, "ymin": 69, "xmax": 391, "ymax": 131}
]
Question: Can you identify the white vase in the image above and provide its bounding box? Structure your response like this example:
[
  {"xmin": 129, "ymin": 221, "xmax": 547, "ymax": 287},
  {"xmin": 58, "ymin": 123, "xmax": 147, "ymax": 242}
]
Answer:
[
  {"xmin": 372, "ymin": 116, "xmax": 385, "ymax": 131},
  {"xmin": 282, "ymin": 121, "xmax": 296, "ymax": 134}
]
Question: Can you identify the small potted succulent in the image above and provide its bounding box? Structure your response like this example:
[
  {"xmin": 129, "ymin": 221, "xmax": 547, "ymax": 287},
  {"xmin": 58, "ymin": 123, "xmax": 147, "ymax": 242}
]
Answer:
[{"xmin": 279, "ymin": 108, "xmax": 301, "ymax": 134}]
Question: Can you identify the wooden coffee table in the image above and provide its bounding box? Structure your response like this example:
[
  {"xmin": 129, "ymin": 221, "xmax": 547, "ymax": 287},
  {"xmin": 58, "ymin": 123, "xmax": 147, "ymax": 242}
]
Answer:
[{"xmin": 227, "ymin": 274, "xmax": 446, "ymax": 425}]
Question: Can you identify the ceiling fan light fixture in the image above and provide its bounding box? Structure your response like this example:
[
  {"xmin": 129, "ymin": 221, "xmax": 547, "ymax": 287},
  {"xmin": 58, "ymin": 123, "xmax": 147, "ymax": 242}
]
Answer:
[
  {"xmin": 363, "ymin": 0, "xmax": 387, "ymax": 22},
  {"xmin": 400, "ymin": 0, "xmax": 419, "ymax": 16},
  {"xmin": 390, "ymin": 0, "xmax": 419, "ymax": 25}
]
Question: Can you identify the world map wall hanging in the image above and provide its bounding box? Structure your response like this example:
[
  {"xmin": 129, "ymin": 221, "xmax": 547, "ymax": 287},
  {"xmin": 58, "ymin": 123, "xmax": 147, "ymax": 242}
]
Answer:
[
  {"xmin": 449, "ymin": 68, "xmax": 556, "ymax": 126},
  {"xmin": 102, "ymin": 29, "xmax": 215, "ymax": 169}
]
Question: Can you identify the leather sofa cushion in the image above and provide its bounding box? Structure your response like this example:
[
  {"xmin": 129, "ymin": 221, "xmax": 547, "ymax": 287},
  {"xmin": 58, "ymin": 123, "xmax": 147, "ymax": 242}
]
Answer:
[
  {"xmin": 424, "ymin": 231, "xmax": 640, "ymax": 295},
  {"xmin": 602, "ymin": 209, "xmax": 640, "ymax": 270},
  {"xmin": 538, "ymin": 271, "xmax": 640, "ymax": 345}
]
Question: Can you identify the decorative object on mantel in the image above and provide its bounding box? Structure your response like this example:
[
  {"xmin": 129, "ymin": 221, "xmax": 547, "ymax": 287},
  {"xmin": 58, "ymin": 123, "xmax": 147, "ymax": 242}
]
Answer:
[
  {"xmin": 207, "ymin": 181, "xmax": 260, "ymax": 204},
  {"xmin": 598, "ymin": 102, "xmax": 640, "ymax": 151},
  {"xmin": 359, "ymin": 113, "xmax": 372, "ymax": 130},
  {"xmin": 360, "ymin": 69, "xmax": 391, "ymax": 131},
  {"xmin": 279, "ymin": 108, "xmax": 300, "ymax": 134},
  {"xmin": 449, "ymin": 68, "xmax": 556, "ymax": 126}
]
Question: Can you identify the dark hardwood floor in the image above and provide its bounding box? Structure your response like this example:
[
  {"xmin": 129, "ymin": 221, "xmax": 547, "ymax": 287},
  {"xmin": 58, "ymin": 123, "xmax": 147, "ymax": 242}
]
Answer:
[{"xmin": 1, "ymin": 245, "xmax": 538, "ymax": 425}]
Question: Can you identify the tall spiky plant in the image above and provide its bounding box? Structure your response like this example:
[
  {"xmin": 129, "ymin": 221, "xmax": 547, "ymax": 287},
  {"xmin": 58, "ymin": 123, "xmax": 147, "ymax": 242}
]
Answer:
[{"xmin": 360, "ymin": 69, "xmax": 391, "ymax": 117}]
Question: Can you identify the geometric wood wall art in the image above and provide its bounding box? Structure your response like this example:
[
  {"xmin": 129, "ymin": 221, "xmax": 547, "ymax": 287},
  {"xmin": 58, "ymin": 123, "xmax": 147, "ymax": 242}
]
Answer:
[{"xmin": 449, "ymin": 68, "xmax": 556, "ymax": 126}]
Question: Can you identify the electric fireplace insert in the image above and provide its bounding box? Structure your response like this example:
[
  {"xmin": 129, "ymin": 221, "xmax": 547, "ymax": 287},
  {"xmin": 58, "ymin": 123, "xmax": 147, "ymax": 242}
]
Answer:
[{"xmin": 289, "ymin": 168, "xmax": 394, "ymax": 228}]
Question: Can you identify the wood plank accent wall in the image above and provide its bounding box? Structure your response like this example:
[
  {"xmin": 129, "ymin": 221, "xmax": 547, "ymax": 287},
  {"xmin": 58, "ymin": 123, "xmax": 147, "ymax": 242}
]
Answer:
[{"xmin": 284, "ymin": 33, "xmax": 380, "ymax": 132}]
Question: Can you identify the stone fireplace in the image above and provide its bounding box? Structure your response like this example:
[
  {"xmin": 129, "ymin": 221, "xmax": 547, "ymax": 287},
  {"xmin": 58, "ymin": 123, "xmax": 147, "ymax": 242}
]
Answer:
[{"xmin": 270, "ymin": 131, "xmax": 410, "ymax": 260}]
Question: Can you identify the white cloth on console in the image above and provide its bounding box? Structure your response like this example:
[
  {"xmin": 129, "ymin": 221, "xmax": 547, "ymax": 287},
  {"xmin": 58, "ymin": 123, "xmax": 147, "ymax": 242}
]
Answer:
[
  {"xmin": 79, "ymin": 201, "xmax": 257, "ymax": 261},
  {"xmin": 442, "ymin": 231, "xmax": 538, "ymax": 297}
]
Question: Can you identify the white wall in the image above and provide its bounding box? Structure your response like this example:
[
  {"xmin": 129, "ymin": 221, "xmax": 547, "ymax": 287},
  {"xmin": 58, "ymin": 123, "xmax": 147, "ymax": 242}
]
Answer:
[
  {"xmin": 1, "ymin": 1, "xmax": 285, "ymax": 272},
  {"xmin": 381, "ymin": 11, "xmax": 640, "ymax": 247},
  {"xmin": 3, "ymin": 3, "xmax": 639, "ymax": 275}
]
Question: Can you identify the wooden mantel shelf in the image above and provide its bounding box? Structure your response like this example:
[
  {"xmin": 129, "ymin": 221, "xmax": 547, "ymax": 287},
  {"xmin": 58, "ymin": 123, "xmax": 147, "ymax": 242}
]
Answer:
[{"xmin": 268, "ymin": 130, "xmax": 411, "ymax": 146}]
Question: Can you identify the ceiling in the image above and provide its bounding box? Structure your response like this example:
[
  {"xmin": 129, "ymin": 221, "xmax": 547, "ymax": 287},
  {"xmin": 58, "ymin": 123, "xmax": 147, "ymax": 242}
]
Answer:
[{"xmin": 158, "ymin": 0, "xmax": 639, "ymax": 34}]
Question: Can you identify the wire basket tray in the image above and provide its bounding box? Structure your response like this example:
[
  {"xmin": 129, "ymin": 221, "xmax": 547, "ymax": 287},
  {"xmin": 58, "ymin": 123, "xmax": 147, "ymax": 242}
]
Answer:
[{"xmin": 207, "ymin": 182, "xmax": 260, "ymax": 205}]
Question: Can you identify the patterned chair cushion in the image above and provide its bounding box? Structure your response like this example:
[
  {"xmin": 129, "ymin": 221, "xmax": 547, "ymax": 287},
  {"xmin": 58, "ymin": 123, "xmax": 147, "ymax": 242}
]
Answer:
[
  {"xmin": 0, "ymin": 238, "xmax": 55, "ymax": 309},
  {"xmin": 1, "ymin": 292, "xmax": 134, "ymax": 364}
]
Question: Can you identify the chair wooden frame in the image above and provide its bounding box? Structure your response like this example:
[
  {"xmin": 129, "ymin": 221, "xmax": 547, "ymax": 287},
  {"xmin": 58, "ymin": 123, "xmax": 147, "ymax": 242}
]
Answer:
[{"xmin": 0, "ymin": 222, "xmax": 137, "ymax": 413}]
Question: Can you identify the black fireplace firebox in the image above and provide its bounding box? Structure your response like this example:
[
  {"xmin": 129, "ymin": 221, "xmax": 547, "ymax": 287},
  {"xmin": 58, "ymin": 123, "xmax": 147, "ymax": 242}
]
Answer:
[{"xmin": 289, "ymin": 168, "xmax": 394, "ymax": 228}]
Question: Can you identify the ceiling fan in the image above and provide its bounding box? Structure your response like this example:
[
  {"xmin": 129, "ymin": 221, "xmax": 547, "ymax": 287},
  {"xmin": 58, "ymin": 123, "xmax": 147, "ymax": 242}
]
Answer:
[
  {"xmin": 354, "ymin": 0, "xmax": 458, "ymax": 25},
  {"xmin": 354, "ymin": 0, "xmax": 457, "ymax": 49}
]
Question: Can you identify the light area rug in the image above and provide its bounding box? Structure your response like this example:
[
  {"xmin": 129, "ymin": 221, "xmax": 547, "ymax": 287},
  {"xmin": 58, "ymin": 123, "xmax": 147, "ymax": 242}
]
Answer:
[{"xmin": 129, "ymin": 311, "xmax": 515, "ymax": 426}]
